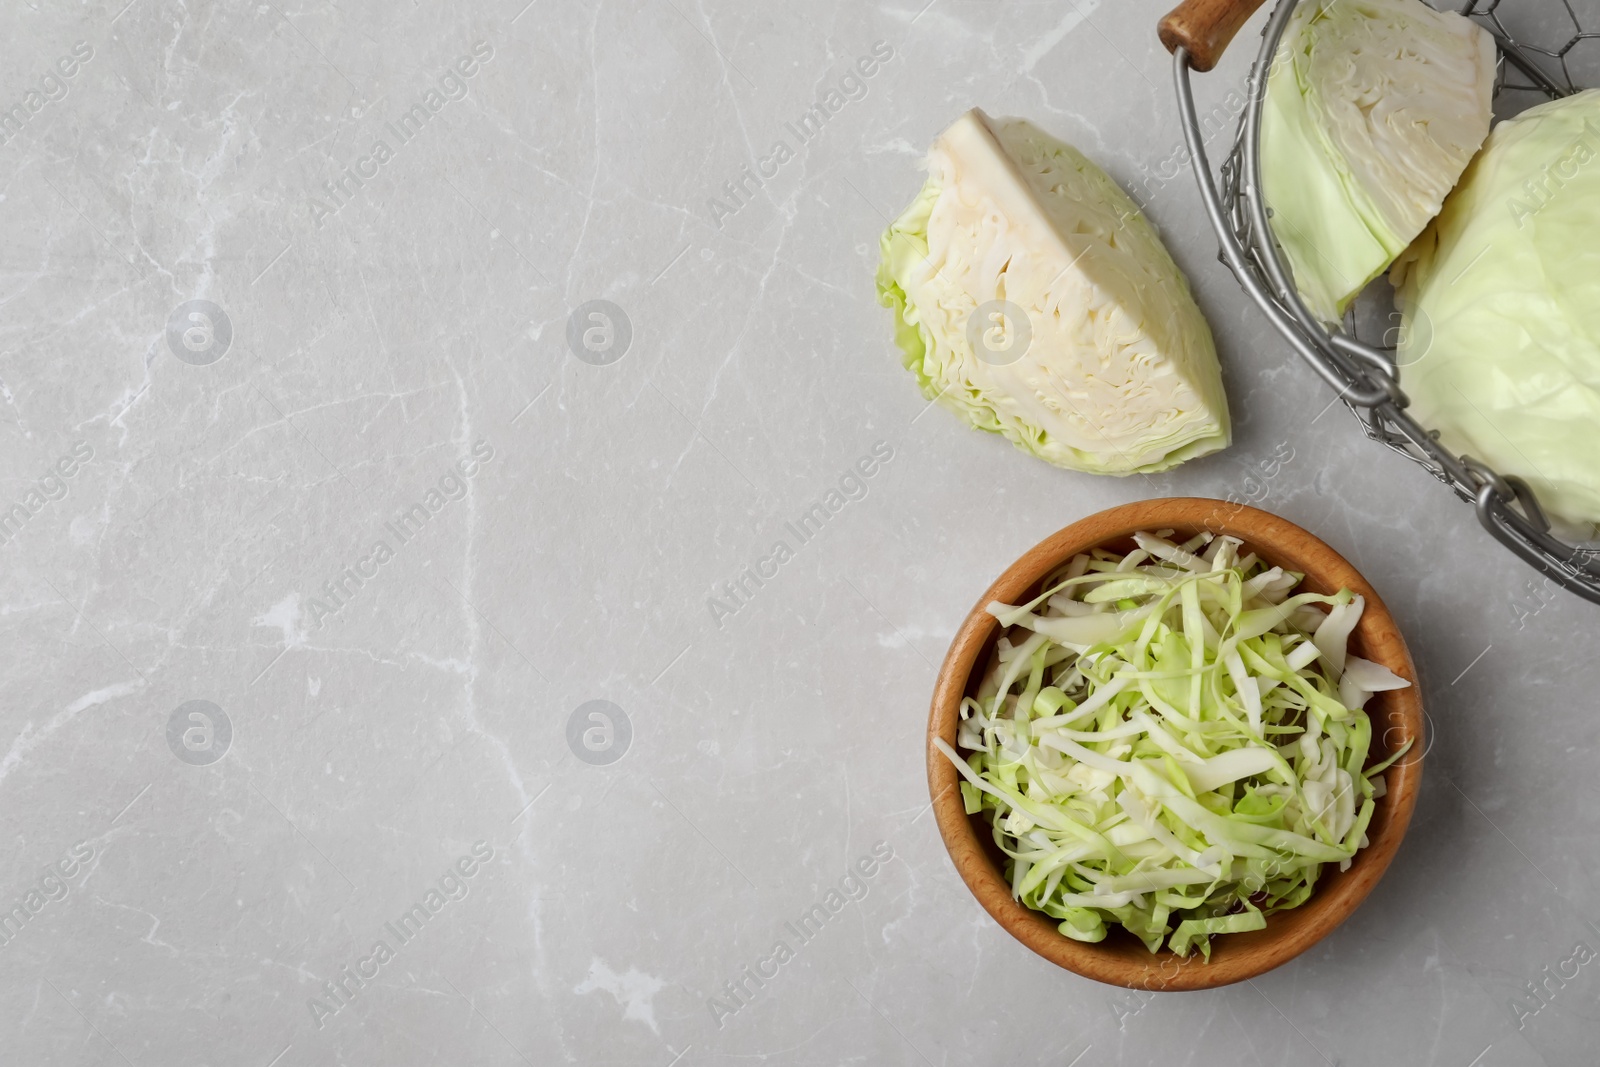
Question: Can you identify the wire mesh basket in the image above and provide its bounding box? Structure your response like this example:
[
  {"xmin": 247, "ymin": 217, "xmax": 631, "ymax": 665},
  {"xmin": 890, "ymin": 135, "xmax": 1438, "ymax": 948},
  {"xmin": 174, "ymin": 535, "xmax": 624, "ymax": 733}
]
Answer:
[{"xmin": 1158, "ymin": 0, "xmax": 1600, "ymax": 605}]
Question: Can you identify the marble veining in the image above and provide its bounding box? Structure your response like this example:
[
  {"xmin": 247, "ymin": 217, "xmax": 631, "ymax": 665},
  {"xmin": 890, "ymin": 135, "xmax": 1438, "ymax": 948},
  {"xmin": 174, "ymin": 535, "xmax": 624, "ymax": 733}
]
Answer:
[{"xmin": 0, "ymin": 1, "xmax": 1594, "ymax": 1064}]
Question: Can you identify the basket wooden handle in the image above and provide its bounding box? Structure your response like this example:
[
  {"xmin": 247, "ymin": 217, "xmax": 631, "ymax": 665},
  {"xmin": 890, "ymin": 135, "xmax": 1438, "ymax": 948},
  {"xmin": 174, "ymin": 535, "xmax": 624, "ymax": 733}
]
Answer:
[{"xmin": 1159, "ymin": 0, "xmax": 1271, "ymax": 73}]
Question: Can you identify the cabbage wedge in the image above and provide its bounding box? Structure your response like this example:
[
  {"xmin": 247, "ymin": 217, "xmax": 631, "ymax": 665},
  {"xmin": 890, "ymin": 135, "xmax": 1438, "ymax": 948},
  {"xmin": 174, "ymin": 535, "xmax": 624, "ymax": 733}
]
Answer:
[
  {"xmin": 1262, "ymin": 0, "xmax": 1495, "ymax": 324},
  {"xmin": 877, "ymin": 108, "xmax": 1230, "ymax": 476}
]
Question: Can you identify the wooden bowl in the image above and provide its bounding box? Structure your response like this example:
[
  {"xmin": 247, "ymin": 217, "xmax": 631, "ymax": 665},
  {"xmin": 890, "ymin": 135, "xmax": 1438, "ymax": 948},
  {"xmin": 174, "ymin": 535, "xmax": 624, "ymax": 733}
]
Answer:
[{"xmin": 927, "ymin": 498, "xmax": 1424, "ymax": 990}]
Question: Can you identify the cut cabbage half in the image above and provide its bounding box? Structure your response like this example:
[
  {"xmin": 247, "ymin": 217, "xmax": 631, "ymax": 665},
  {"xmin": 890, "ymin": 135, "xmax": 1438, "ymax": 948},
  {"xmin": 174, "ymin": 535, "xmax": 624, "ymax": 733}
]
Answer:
[
  {"xmin": 877, "ymin": 108, "xmax": 1231, "ymax": 476},
  {"xmin": 1262, "ymin": 0, "xmax": 1495, "ymax": 324},
  {"xmin": 1392, "ymin": 90, "xmax": 1600, "ymax": 537}
]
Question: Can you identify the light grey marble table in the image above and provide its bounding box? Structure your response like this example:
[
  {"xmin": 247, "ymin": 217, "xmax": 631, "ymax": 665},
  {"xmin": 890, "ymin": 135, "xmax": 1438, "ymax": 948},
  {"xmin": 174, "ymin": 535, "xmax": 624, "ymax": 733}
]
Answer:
[{"xmin": 2, "ymin": 1, "xmax": 1596, "ymax": 1064}]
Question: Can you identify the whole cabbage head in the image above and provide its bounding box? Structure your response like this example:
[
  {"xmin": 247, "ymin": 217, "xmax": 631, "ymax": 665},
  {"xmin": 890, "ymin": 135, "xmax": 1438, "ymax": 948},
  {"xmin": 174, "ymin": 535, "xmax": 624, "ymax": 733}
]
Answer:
[
  {"xmin": 1262, "ymin": 0, "xmax": 1495, "ymax": 324},
  {"xmin": 877, "ymin": 109, "xmax": 1230, "ymax": 476},
  {"xmin": 1393, "ymin": 89, "xmax": 1600, "ymax": 538}
]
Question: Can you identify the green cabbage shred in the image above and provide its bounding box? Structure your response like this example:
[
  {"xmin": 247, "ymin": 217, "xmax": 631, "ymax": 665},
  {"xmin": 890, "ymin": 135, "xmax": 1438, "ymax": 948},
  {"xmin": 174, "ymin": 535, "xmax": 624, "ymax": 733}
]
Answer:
[{"xmin": 938, "ymin": 530, "xmax": 1412, "ymax": 960}]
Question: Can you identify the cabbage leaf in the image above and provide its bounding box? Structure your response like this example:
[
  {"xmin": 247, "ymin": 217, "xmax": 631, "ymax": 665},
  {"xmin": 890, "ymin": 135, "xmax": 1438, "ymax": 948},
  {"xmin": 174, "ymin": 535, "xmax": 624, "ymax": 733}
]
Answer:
[{"xmin": 1393, "ymin": 90, "xmax": 1600, "ymax": 536}]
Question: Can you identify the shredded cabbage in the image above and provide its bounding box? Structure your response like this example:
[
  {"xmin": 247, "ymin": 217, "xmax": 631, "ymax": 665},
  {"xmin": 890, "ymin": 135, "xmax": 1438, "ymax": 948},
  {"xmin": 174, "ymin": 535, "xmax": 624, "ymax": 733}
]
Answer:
[
  {"xmin": 1262, "ymin": 0, "xmax": 1494, "ymax": 324},
  {"xmin": 939, "ymin": 531, "xmax": 1411, "ymax": 960}
]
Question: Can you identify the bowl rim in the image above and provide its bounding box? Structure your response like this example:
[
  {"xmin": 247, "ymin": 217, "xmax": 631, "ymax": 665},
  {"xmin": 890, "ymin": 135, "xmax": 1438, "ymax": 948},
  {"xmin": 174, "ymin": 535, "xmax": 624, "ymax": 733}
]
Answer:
[{"xmin": 926, "ymin": 497, "xmax": 1425, "ymax": 991}]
